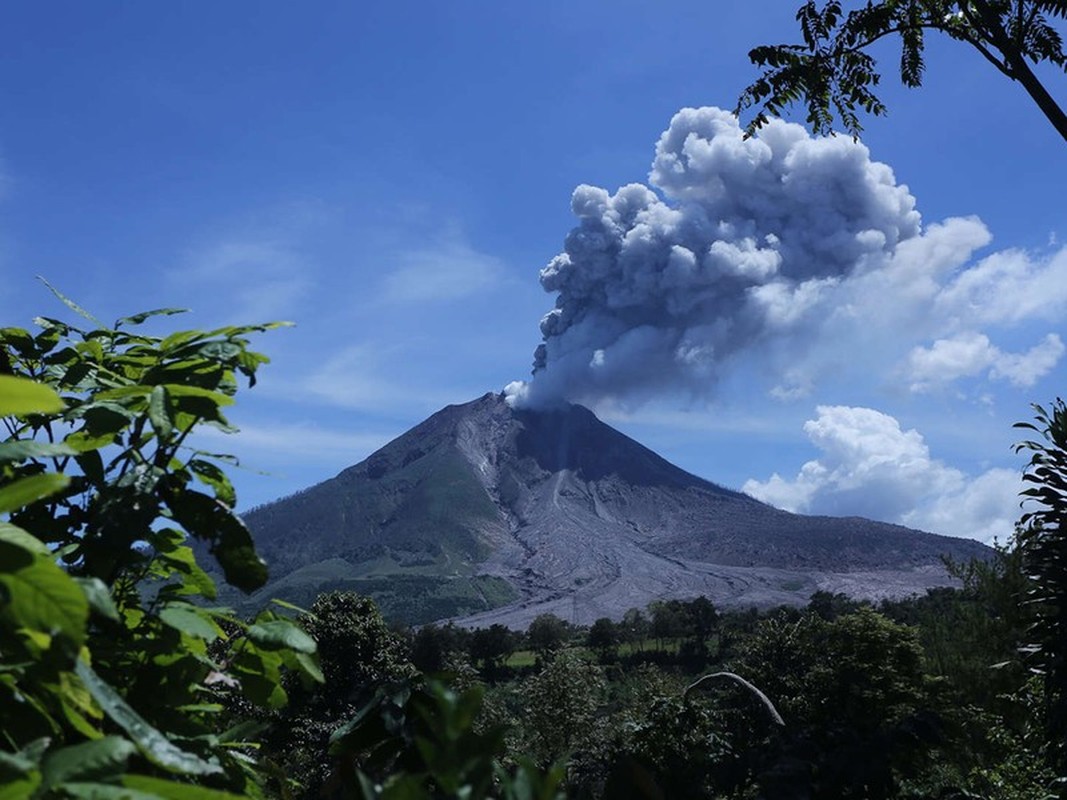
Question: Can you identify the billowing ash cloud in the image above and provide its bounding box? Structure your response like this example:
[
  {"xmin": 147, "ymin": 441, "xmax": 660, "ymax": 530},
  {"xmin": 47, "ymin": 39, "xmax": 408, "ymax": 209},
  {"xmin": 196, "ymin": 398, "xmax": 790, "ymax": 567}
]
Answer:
[{"xmin": 506, "ymin": 107, "xmax": 921, "ymax": 407}]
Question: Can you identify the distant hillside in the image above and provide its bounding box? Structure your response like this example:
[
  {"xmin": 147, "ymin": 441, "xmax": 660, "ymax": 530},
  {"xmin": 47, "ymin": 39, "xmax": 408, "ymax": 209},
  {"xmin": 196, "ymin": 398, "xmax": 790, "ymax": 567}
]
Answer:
[{"xmin": 239, "ymin": 392, "xmax": 990, "ymax": 626}]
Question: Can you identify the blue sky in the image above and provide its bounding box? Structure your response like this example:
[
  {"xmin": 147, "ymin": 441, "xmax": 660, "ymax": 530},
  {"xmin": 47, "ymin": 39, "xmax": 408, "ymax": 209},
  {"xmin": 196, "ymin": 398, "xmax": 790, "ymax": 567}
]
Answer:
[{"xmin": 2, "ymin": 2, "xmax": 1064, "ymax": 542}]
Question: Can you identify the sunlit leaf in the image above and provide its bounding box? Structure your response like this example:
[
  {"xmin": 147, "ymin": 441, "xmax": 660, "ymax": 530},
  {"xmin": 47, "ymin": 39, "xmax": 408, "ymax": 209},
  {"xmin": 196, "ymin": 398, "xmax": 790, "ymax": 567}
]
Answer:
[
  {"xmin": 159, "ymin": 603, "xmax": 223, "ymax": 643},
  {"xmin": 0, "ymin": 522, "xmax": 51, "ymax": 556},
  {"xmin": 0, "ymin": 440, "xmax": 77, "ymax": 462},
  {"xmin": 0, "ymin": 375, "xmax": 65, "ymax": 416},
  {"xmin": 0, "ymin": 540, "xmax": 88, "ymax": 649},
  {"xmin": 247, "ymin": 619, "xmax": 316, "ymax": 654}
]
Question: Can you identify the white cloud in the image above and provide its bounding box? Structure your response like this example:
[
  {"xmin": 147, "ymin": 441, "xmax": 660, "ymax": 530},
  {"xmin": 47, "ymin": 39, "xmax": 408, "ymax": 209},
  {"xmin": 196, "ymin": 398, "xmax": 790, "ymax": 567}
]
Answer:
[
  {"xmin": 989, "ymin": 334, "xmax": 1065, "ymax": 387},
  {"xmin": 380, "ymin": 238, "xmax": 504, "ymax": 303},
  {"xmin": 935, "ymin": 246, "xmax": 1067, "ymax": 327},
  {"xmin": 743, "ymin": 405, "xmax": 1021, "ymax": 542},
  {"xmin": 906, "ymin": 332, "xmax": 1065, "ymax": 391}
]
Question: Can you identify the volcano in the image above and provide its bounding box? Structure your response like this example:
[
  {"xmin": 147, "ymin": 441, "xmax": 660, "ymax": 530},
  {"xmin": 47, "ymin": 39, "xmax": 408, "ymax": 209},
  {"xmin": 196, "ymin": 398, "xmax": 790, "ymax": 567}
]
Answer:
[{"xmin": 240, "ymin": 393, "xmax": 990, "ymax": 627}]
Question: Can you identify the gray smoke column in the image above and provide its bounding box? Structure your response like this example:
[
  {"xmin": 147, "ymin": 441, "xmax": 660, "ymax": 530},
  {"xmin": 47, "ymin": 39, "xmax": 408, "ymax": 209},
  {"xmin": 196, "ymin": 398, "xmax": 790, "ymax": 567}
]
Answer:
[{"xmin": 505, "ymin": 107, "xmax": 921, "ymax": 408}]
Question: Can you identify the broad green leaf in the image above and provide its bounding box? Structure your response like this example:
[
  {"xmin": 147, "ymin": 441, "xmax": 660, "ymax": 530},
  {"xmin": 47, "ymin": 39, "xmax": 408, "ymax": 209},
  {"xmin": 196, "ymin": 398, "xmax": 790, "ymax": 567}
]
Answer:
[
  {"xmin": 122, "ymin": 774, "xmax": 247, "ymax": 800},
  {"xmin": 115, "ymin": 307, "xmax": 188, "ymax": 328},
  {"xmin": 0, "ymin": 522, "xmax": 51, "ymax": 556},
  {"xmin": 74, "ymin": 577, "xmax": 120, "ymax": 623},
  {"xmin": 165, "ymin": 489, "xmax": 266, "ymax": 593},
  {"xmin": 188, "ymin": 460, "xmax": 236, "ymax": 507},
  {"xmin": 246, "ymin": 620, "xmax": 316, "ymax": 654},
  {"xmin": 160, "ymin": 330, "xmax": 204, "ymax": 352},
  {"xmin": 149, "ymin": 385, "xmax": 174, "ymax": 439},
  {"xmin": 159, "ymin": 604, "xmax": 222, "ymax": 643},
  {"xmin": 93, "ymin": 386, "xmax": 153, "ymax": 402},
  {"xmin": 0, "ymin": 775, "xmax": 40, "ymax": 800},
  {"xmin": 73, "ymin": 660, "xmax": 224, "ymax": 777},
  {"xmin": 291, "ymin": 650, "xmax": 325, "ymax": 684},
  {"xmin": 65, "ymin": 430, "xmax": 120, "ymax": 454},
  {"xmin": 74, "ymin": 339, "xmax": 105, "ymax": 363},
  {"xmin": 163, "ymin": 385, "xmax": 235, "ymax": 405},
  {"xmin": 231, "ymin": 648, "xmax": 287, "ymax": 709},
  {"xmin": 0, "ymin": 541, "xmax": 88, "ymax": 649},
  {"xmin": 0, "ymin": 326, "xmax": 35, "ymax": 357},
  {"xmin": 0, "ymin": 440, "xmax": 76, "ymax": 462},
  {"xmin": 40, "ymin": 736, "xmax": 136, "ymax": 790},
  {"xmin": 158, "ymin": 545, "xmax": 217, "ymax": 600},
  {"xmin": 0, "ymin": 473, "xmax": 71, "ymax": 513},
  {"xmin": 58, "ymin": 693, "xmax": 105, "ymax": 741},
  {"xmin": 0, "ymin": 376, "xmax": 65, "ymax": 416}
]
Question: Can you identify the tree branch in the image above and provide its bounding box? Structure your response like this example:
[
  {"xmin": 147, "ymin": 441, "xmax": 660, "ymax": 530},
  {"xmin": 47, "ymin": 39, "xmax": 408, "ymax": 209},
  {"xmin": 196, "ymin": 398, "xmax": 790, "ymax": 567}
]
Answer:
[{"xmin": 684, "ymin": 671, "xmax": 786, "ymax": 727}]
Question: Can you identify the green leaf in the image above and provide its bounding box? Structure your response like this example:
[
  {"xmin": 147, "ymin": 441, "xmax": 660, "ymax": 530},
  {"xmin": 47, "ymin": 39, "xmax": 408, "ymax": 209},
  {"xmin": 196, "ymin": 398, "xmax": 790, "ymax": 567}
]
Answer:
[
  {"xmin": 188, "ymin": 460, "xmax": 236, "ymax": 507},
  {"xmin": 0, "ymin": 522, "xmax": 51, "ymax": 556},
  {"xmin": 270, "ymin": 597, "xmax": 315, "ymax": 617},
  {"xmin": 0, "ymin": 541, "xmax": 88, "ymax": 648},
  {"xmin": 163, "ymin": 385, "xmax": 235, "ymax": 405},
  {"xmin": 0, "ymin": 440, "xmax": 77, "ymax": 462},
  {"xmin": 38, "ymin": 276, "xmax": 105, "ymax": 327},
  {"xmin": 40, "ymin": 736, "xmax": 136, "ymax": 790},
  {"xmin": 291, "ymin": 650, "xmax": 324, "ymax": 684},
  {"xmin": 160, "ymin": 330, "xmax": 203, "ymax": 352},
  {"xmin": 149, "ymin": 385, "xmax": 174, "ymax": 440},
  {"xmin": 74, "ymin": 577, "xmax": 120, "ymax": 623},
  {"xmin": 0, "ymin": 473, "xmax": 71, "ymax": 513},
  {"xmin": 0, "ymin": 326, "xmax": 36, "ymax": 357},
  {"xmin": 157, "ymin": 544, "xmax": 218, "ymax": 600},
  {"xmin": 246, "ymin": 620, "xmax": 316, "ymax": 654},
  {"xmin": 0, "ymin": 741, "xmax": 42, "ymax": 779},
  {"xmin": 0, "ymin": 375, "xmax": 65, "ymax": 416},
  {"xmin": 158, "ymin": 603, "xmax": 222, "ymax": 643},
  {"xmin": 73, "ymin": 660, "xmax": 224, "ymax": 777},
  {"xmin": 122, "ymin": 774, "xmax": 248, "ymax": 800},
  {"xmin": 164, "ymin": 489, "xmax": 266, "ymax": 593},
  {"xmin": 93, "ymin": 386, "xmax": 153, "ymax": 403},
  {"xmin": 0, "ymin": 775, "xmax": 40, "ymax": 800},
  {"xmin": 231, "ymin": 648, "xmax": 287, "ymax": 709},
  {"xmin": 115, "ymin": 308, "xmax": 188, "ymax": 328}
]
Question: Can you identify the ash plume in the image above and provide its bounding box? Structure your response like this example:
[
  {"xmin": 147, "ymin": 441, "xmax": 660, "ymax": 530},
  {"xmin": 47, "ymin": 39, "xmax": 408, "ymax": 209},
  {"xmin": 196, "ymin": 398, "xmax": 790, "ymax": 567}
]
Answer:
[{"xmin": 506, "ymin": 106, "xmax": 921, "ymax": 408}]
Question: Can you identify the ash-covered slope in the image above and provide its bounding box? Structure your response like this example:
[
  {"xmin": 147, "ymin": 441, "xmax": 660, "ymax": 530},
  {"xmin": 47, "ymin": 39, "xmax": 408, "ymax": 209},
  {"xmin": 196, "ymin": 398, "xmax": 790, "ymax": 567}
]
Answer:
[{"xmin": 243, "ymin": 393, "xmax": 989, "ymax": 626}]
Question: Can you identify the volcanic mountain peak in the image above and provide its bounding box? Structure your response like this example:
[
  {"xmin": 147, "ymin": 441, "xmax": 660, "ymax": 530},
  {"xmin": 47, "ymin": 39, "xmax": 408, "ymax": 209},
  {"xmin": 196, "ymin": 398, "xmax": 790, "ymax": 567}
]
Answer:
[{"xmin": 241, "ymin": 392, "xmax": 989, "ymax": 627}]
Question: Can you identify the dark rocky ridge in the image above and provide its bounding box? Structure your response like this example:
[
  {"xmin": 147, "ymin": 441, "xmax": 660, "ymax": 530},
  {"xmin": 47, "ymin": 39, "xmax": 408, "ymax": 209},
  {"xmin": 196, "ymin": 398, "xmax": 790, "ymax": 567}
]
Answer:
[{"xmin": 243, "ymin": 392, "xmax": 990, "ymax": 627}]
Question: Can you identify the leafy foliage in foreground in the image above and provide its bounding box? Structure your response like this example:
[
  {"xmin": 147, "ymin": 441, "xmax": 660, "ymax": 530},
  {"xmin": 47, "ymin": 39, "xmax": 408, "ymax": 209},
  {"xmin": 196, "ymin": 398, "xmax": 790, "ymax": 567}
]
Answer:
[
  {"xmin": 0, "ymin": 293, "xmax": 321, "ymax": 797},
  {"xmin": 1016, "ymin": 398, "xmax": 1067, "ymax": 774}
]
